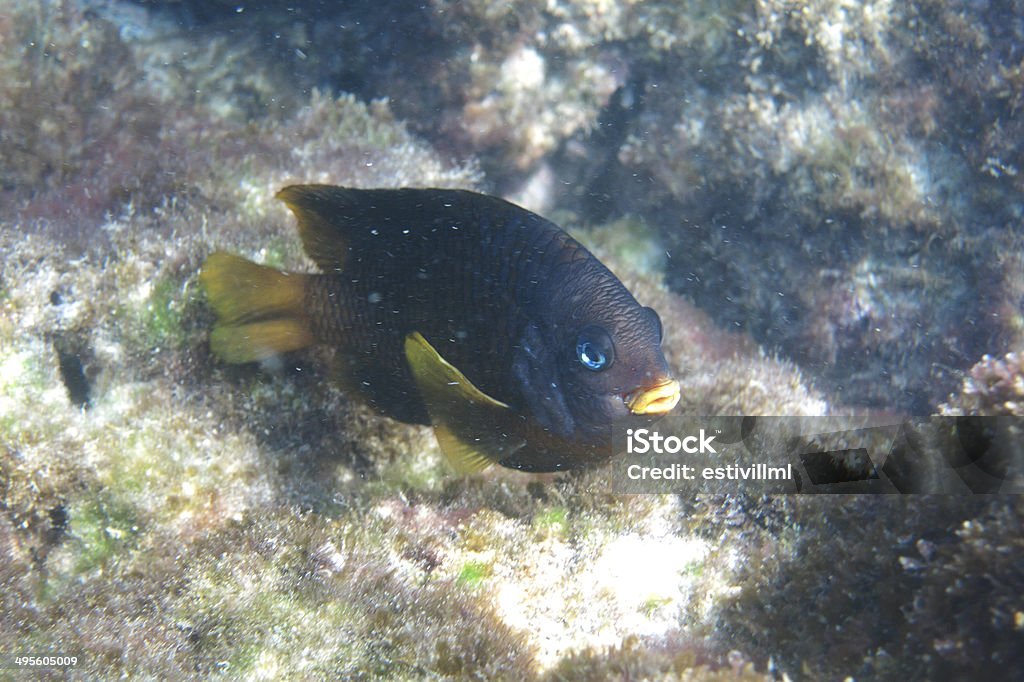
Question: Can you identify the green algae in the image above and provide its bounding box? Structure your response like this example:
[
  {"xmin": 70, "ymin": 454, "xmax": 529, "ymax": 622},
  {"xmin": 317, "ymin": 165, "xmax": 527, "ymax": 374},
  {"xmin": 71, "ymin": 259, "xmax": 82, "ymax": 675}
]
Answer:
[
  {"xmin": 67, "ymin": 493, "xmax": 142, "ymax": 576},
  {"xmin": 139, "ymin": 278, "xmax": 190, "ymax": 349},
  {"xmin": 533, "ymin": 505, "xmax": 569, "ymax": 539},
  {"xmin": 577, "ymin": 216, "xmax": 668, "ymax": 279},
  {"xmin": 255, "ymin": 240, "xmax": 293, "ymax": 270},
  {"xmin": 456, "ymin": 559, "xmax": 492, "ymax": 588},
  {"xmin": 117, "ymin": 276, "xmax": 197, "ymax": 353},
  {"xmin": 639, "ymin": 595, "xmax": 673, "ymax": 616}
]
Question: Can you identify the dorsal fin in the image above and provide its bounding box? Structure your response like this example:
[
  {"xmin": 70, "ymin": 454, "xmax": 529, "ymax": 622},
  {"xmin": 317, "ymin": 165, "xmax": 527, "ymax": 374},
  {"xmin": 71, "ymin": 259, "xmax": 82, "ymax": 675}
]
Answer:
[
  {"xmin": 276, "ymin": 185, "xmax": 539, "ymax": 273},
  {"xmin": 275, "ymin": 185, "xmax": 361, "ymax": 272}
]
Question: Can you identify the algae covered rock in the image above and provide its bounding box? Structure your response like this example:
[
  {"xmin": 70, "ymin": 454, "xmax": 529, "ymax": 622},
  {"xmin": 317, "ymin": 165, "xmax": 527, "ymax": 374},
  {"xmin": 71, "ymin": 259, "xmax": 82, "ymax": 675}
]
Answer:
[{"xmin": 2, "ymin": 0, "xmax": 1024, "ymax": 679}]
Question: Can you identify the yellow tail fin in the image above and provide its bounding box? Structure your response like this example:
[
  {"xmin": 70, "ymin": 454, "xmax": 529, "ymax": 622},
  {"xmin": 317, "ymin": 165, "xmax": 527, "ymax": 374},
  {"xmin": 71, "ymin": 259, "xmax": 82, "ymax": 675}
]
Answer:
[{"xmin": 200, "ymin": 252, "xmax": 314, "ymax": 363}]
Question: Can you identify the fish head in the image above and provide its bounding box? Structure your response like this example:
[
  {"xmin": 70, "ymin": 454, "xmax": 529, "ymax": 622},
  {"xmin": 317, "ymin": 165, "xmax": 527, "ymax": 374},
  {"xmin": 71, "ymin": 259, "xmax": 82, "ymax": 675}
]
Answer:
[
  {"xmin": 559, "ymin": 303, "xmax": 680, "ymax": 433},
  {"xmin": 514, "ymin": 262, "xmax": 680, "ymax": 444}
]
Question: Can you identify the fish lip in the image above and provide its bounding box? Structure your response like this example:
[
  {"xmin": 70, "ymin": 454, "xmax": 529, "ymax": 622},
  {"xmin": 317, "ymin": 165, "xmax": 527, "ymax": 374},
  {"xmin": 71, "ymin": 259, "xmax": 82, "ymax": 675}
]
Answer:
[{"xmin": 625, "ymin": 378, "xmax": 680, "ymax": 415}]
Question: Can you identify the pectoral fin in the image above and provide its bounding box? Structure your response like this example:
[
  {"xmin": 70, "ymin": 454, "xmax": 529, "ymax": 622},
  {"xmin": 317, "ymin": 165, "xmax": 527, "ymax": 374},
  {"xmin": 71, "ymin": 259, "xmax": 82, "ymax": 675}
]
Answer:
[{"xmin": 403, "ymin": 332, "xmax": 524, "ymax": 473}]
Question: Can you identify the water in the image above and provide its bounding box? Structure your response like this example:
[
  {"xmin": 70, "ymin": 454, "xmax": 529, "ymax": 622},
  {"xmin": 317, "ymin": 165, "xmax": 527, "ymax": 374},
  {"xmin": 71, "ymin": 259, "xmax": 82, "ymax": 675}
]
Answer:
[{"xmin": 1, "ymin": 0, "xmax": 1022, "ymax": 678}]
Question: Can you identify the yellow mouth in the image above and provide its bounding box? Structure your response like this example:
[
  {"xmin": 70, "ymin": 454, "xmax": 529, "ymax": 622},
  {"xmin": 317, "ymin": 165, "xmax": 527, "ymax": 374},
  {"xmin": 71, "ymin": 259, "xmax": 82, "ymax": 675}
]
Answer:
[{"xmin": 625, "ymin": 378, "xmax": 681, "ymax": 415}]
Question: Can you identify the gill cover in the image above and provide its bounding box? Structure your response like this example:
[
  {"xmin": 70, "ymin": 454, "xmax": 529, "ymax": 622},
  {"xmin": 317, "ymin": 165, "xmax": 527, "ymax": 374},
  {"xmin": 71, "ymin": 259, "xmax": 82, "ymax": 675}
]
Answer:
[{"xmin": 511, "ymin": 321, "xmax": 576, "ymax": 438}]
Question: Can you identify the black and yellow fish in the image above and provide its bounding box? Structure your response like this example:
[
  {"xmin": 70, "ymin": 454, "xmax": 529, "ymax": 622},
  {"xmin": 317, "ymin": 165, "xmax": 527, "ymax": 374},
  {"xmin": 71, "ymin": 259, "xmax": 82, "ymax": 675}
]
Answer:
[{"xmin": 201, "ymin": 186, "xmax": 680, "ymax": 472}]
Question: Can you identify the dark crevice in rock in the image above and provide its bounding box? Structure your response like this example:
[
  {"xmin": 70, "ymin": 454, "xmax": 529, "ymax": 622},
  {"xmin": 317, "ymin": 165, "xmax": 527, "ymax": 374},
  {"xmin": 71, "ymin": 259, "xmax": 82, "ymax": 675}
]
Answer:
[{"xmin": 53, "ymin": 336, "xmax": 94, "ymax": 410}]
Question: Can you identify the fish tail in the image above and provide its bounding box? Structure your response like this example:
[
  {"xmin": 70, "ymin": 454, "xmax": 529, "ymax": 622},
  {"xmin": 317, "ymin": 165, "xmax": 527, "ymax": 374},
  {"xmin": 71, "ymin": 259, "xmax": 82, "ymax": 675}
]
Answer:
[{"xmin": 200, "ymin": 252, "xmax": 314, "ymax": 363}]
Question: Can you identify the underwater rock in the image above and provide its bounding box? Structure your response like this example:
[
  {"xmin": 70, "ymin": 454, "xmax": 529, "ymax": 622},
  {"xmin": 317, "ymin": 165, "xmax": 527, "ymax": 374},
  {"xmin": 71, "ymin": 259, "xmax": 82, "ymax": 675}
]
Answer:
[
  {"xmin": 2, "ymin": 0, "xmax": 1024, "ymax": 679},
  {"xmin": 941, "ymin": 352, "xmax": 1024, "ymax": 417}
]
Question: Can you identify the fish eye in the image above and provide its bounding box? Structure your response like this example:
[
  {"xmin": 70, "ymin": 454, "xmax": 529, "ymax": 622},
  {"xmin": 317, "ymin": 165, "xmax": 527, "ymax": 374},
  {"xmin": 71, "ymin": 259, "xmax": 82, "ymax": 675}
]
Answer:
[
  {"xmin": 575, "ymin": 326, "xmax": 615, "ymax": 372},
  {"xmin": 643, "ymin": 307, "xmax": 664, "ymax": 344}
]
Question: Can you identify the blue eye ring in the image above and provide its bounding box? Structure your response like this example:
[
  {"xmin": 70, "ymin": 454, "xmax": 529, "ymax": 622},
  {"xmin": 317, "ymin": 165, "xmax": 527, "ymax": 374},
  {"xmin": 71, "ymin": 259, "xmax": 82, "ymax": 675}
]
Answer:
[
  {"xmin": 577, "ymin": 341, "xmax": 606, "ymax": 370},
  {"xmin": 575, "ymin": 326, "xmax": 615, "ymax": 372}
]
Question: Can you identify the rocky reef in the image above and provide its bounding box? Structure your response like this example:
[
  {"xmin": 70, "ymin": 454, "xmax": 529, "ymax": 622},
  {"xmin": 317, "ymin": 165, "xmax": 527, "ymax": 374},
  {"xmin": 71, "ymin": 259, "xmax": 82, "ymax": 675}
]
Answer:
[{"xmin": 2, "ymin": 0, "xmax": 1023, "ymax": 679}]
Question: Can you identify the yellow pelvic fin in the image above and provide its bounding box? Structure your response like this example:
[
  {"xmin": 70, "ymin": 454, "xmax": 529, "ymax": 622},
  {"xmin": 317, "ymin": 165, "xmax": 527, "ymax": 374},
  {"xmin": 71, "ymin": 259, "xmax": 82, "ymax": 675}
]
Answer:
[
  {"xmin": 276, "ymin": 185, "xmax": 351, "ymax": 272},
  {"xmin": 403, "ymin": 332, "xmax": 524, "ymax": 473},
  {"xmin": 200, "ymin": 252, "xmax": 313, "ymax": 363}
]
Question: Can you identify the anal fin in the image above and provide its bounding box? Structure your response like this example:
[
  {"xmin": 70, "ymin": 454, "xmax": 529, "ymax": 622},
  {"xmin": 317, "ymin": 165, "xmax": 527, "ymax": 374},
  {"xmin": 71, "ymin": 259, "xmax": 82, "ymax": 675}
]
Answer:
[{"xmin": 403, "ymin": 332, "xmax": 524, "ymax": 473}]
